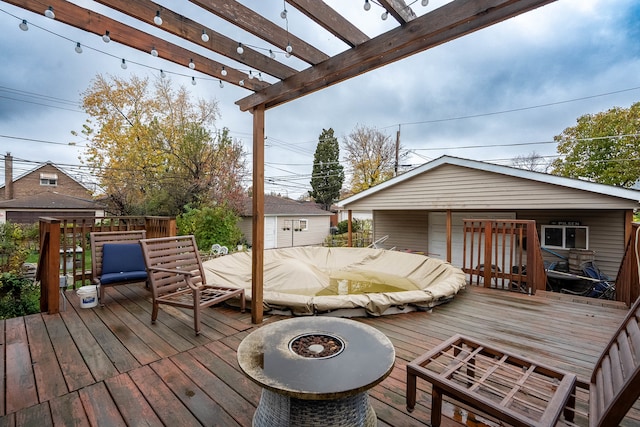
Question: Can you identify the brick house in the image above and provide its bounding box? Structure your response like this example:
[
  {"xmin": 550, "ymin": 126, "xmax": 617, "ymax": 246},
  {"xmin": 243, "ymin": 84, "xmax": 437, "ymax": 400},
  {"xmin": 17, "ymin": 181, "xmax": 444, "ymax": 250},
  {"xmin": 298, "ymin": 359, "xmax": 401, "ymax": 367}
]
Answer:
[{"xmin": 0, "ymin": 153, "xmax": 104, "ymax": 223}]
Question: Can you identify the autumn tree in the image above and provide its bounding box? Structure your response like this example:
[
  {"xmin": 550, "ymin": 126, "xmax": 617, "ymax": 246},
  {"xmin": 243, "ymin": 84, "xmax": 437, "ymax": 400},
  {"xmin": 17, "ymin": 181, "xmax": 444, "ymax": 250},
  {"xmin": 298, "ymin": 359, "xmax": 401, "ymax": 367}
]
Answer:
[
  {"xmin": 343, "ymin": 124, "xmax": 405, "ymax": 194},
  {"xmin": 309, "ymin": 128, "xmax": 344, "ymax": 210},
  {"xmin": 511, "ymin": 151, "xmax": 550, "ymax": 172},
  {"xmin": 77, "ymin": 74, "xmax": 247, "ymax": 215},
  {"xmin": 550, "ymin": 102, "xmax": 640, "ymax": 187}
]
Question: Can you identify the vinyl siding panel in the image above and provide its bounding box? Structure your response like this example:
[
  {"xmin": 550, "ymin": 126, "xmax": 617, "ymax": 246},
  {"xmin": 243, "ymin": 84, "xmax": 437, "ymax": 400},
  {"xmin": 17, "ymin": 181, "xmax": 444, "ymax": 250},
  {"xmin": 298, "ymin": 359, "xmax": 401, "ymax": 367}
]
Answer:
[
  {"xmin": 276, "ymin": 216, "xmax": 331, "ymax": 248},
  {"xmin": 373, "ymin": 211, "xmax": 429, "ymax": 252},
  {"xmin": 346, "ymin": 164, "xmax": 638, "ymax": 211}
]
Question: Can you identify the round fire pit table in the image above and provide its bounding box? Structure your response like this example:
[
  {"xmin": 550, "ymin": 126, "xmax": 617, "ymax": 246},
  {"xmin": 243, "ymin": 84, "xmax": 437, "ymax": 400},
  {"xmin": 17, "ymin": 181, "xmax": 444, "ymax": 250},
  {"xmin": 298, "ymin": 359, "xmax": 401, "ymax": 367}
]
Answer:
[{"xmin": 237, "ymin": 317, "xmax": 395, "ymax": 427}]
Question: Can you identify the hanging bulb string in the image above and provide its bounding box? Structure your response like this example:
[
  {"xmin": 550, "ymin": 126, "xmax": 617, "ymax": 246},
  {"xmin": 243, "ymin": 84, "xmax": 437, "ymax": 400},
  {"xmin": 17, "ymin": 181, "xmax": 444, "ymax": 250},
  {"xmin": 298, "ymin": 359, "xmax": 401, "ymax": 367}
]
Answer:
[{"xmin": 1, "ymin": 6, "xmax": 270, "ymax": 88}]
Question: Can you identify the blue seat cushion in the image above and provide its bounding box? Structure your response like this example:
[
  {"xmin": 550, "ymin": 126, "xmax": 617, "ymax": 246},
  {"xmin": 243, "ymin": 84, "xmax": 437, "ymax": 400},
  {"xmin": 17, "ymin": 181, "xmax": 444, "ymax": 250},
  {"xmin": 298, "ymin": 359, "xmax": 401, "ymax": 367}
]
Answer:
[{"xmin": 100, "ymin": 243, "xmax": 147, "ymax": 285}]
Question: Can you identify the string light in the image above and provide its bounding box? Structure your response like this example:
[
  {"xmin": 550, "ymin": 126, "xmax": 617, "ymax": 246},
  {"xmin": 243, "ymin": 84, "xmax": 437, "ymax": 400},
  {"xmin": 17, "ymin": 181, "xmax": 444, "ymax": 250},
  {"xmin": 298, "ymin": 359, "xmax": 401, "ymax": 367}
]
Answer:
[
  {"xmin": 269, "ymin": 49, "xmax": 275, "ymax": 59},
  {"xmin": 422, "ymin": 0, "xmax": 429, "ymax": 6},
  {"xmin": 286, "ymin": 43, "xmax": 293, "ymax": 54},
  {"xmin": 280, "ymin": 8, "xmax": 287, "ymax": 19},
  {"xmin": 102, "ymin": 31, "xmax": 111, "ymax": 43},
  {"xmin": 201, "ymin": 30, "xmax": 209, "ymax": 42},
  {"xmin": 160, "ymin": 69, "xmax": 166, "ymax": 78},
  {"xmin": 285, "ymin": 51, "xmax": 291, "ymax": 58},
  {"xmin": 153, "ymin": 10, "xmax": 162, "ymax": 26},
  {"xmin": 248, "ymin": 70, "xmax": 254, "ymax": 79},
  {"xmin": 188, "ymin": 59, "xmax": 195, "ymax": 69},
  {"xmin": 191, "ymin": 76, "xmax": 196, "ymax": 85},
  {"xmin": 239, "ymin": 79, "xmax": 245, "ymax": 87},
  {"xmin": 363, "ymin": 0, "xmax": 371, "ymax": 11},
  {"xmin": 19, "ymin": 19, "xmax": 28, "ymax": 31},
  {"xmin": 381, "ymin": 11, "xmax": 388, "ymax": 20},
  {"xmin": 219, "ymin": 80, "xmax": 224, "ymax": 88},
  {"xmin": 236, "ymin": 43, "xmax": 244, "ymax": 55},
  {"xmin": 221, "ymin": 66, "xmax": 227, "ymax": 76},
  {"xmin": 75, "ymin": 42, "xmax": 82, "ymax": 54},
  {"xmin": 44, "ymin": 6, "xmax": 55, "ymax": 19},
  {"xmin": 257, "ymin": 72, "xmax": 262, "ymax": 82},
  {"xmin": 120, "ymin": 58, "xmax": 127, "ymax": 69},
  {"xmin": 150, "ymin": 47, "xmax": 158, "ymax": 57}
]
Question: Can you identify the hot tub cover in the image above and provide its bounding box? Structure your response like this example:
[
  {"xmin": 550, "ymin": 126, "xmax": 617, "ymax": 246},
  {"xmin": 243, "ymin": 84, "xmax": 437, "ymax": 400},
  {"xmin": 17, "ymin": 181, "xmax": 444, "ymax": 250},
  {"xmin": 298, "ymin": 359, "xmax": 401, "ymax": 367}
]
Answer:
[{"xmin": 203, "ymin": 247, "xmax": 466, "ymax": 316}]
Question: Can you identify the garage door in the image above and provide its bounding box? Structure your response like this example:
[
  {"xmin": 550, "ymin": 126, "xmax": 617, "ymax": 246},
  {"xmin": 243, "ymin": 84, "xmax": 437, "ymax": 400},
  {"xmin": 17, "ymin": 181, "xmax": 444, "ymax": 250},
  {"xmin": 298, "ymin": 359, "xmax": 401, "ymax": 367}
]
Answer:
[
  {"xmin": 428, "ymin": 212, "xmax": 516, "ymax": 267},
  {"xmin": 264, "ymin": 216, "xmax": 277, "ymax": 249}
]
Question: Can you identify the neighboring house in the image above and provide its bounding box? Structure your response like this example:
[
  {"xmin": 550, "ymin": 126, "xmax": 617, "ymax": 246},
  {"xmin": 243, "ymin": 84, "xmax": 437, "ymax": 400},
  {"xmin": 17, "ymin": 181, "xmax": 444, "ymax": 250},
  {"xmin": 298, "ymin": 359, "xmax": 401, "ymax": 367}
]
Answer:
[
  {"xmin": 239, "ymin": 195, "xmax": 334, "ymax": 249},
  {"xmin": 338, "ymin": 155, "xmax": 640, "ymax": 279},
  {"xmin": 0, "ymin": 154, "xmax": 104, "ymax": 223}
]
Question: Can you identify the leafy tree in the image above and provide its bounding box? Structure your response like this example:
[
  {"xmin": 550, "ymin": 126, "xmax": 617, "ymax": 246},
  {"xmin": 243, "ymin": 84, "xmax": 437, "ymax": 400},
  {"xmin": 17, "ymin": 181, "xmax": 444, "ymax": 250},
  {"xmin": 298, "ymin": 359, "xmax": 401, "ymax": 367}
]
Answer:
[
  {"xmin": 77, "ymin": 74, "xmax": 247, "ymax": 215},
  {"xmin": 550, "ymin": 102, "xmax": 640, "ymax": 187},
  {"xmin": 511, "ymin": 151, "xmax": 550, "ymax": 172},
  {"xmin": 343, "ymin": 124, "xmax": 406, "ymax": 194},
  {"xmin": 309, "ymin": 128, "xmax": 344, "ymax": 210}
]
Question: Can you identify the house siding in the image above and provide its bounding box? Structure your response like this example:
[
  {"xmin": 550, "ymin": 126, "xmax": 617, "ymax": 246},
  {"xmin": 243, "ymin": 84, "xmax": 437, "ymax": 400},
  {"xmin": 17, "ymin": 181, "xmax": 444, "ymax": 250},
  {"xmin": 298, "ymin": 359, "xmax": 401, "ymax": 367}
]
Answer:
[
  {"xmin": 373, "ymin": 210, "xmax": 429, "ymax": 252},
  {"xmin": 346, "ymin": 164, "xmax": 638, "ymax": 211},
  {"xmin": 239, "ymin": 215, "xmax": 331, "ymax": 248}
]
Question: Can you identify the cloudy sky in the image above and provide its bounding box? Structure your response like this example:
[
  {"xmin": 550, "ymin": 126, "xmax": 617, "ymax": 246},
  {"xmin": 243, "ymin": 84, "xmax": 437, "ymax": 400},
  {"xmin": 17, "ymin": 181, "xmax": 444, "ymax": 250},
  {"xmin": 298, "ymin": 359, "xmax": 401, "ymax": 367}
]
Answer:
[{"xmin": 1, "ymin": 0, "xmax": 639, "ymax": 199}]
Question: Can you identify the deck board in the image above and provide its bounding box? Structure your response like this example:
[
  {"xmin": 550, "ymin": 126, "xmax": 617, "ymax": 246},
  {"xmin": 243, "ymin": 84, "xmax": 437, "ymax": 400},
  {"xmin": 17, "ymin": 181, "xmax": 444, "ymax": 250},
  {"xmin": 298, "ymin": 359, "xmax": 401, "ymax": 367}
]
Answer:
[{"xmin": 0, "ymin": 282, "xmax": 638, "ymax": 426}]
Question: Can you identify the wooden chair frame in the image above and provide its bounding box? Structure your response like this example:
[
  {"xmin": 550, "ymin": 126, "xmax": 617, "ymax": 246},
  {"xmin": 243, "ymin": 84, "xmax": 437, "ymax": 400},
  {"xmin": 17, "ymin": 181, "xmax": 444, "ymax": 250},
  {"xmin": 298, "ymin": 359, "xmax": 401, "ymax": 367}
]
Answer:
[
  {"xmin": 407, "ymin": 296, "xmax": 640, "ymax": 427},
  {"xmin": 90, "ymin": 230, "xmax": 147, "ymax": 305},
  {"xmin": 139, "ymin": 235, "xmax": 245, "ymax": 335}
]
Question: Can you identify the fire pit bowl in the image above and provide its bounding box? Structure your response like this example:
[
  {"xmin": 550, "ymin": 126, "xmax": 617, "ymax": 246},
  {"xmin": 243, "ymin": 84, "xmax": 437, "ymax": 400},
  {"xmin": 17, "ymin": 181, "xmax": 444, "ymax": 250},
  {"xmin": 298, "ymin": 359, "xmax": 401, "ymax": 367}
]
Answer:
[{"xmin": 237, "ymin": 317, "xmax": 395, "ymax": 426}]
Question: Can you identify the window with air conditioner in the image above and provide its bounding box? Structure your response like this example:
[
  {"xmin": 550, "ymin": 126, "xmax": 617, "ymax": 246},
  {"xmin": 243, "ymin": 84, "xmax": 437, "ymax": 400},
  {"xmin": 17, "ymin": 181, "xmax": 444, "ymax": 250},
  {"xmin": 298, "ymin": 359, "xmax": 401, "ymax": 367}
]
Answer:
[{"xmin": 40, "ymin": 173, "xmax": 58, "ymax": 186}]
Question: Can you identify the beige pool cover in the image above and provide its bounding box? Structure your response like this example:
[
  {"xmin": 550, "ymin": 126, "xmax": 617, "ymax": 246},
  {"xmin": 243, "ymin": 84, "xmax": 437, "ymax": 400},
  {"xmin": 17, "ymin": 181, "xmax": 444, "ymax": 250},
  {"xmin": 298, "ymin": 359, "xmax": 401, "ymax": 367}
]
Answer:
[{"xmin": 203, "ymin": 247, "xmax": 466, "ymax": 316}]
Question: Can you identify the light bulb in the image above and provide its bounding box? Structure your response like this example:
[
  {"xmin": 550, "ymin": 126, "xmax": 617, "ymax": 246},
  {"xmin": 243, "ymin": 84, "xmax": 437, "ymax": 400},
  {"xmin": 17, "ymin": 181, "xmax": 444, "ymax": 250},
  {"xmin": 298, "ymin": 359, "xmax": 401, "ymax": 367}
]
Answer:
[
  {"xmin": 44, "ymin": 6, "xmax": 55, "ymax": 19},
  {"xmin": 221, "ymin": 66, "xmax": 227, "ymax": 76},
  {"xmin": 201, "ymin": 30, "xmax": 209, "ymax": 42},
  {"xmin": 236, "ymin": 43, "xmax": 244, "ymax": 55},
  {"xmin": 286, "ymin": 43, "xmax": 292, "ymax": 53},
  {"xmin": 363, "ymin": 0, "xmax": 371, "ymax": 11},
  {"xmin": 248, "ymin": 71, "xmax": 254, "ymax": 79},
  {"xmin": 189, "ymin": 59, "xmax": 195, "ymax": 70},
  {"xmin": 421, "ymin": 0, "xmax": 429, "ymax": 6},
  {"xmin": 151, "ymin": 47, "xmax": 158, "ymax": 57},
  {"xmin": 75, "ymin": 42, "xmax": 83, "ymax": 54},
  {"xmin": 381, "ymin": 11, "xmax": 388, "ymax": 20},
  {"xmin": 191, "ymin": 77, "xmax": 196, "ymax": 86},
  {"xmin": 160, "ymin": 70, "xmax": 166, "ymax": 78},
  {"xmin": 280, "ymin": 9, "xmax": 287, "ymax": 19},
  {"xmin": 102, "ymin": 31, "xmax": 111, "ymax": 43},
  {"xmin": 269, "ymin": 49, "xmax": 275, "ymax": 59},
  {"xmin": 239, "ymin": 80, "xmax": 245, "ymax": 87},
  {"xmin": 19, "ymin": 19, "xmax": 28, "ymax": 31},
  {"xmin": 154, "ymin": 11, "xmax": 162, "ymax": 26},
  {"xmin": 257, "ymin": 72, "xmax": 262, "ymax": 81},
  {"xmin": 121, "ymin": 59, "xmax": 127, "ymax": 69},
  {"xmin": 219, "ymin": 80, "xmax": 224, "ymax": 88},
  {"xmin": 285, "ymin": 52, "xmax": 291, "ymax": 58}
]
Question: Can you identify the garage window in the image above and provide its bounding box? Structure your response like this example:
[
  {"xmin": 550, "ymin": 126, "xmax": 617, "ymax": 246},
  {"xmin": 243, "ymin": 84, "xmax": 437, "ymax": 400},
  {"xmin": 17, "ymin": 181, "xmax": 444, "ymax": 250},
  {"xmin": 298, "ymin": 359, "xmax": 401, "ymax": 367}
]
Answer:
[
  {"xmin": 40, "ymin": 173, "xmax": 58, "ymax": 186},
  {"xmin": 541, "ymin": 225, "xmax": 588, "ymax": 250}
]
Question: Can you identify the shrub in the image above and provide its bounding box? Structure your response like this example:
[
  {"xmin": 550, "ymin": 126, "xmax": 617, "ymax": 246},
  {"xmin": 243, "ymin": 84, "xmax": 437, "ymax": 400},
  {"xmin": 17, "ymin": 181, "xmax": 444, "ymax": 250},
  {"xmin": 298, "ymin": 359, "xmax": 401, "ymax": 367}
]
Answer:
[
  {"xmin": 0, "ymin": 222, "xmax": 33, "ymax": 274},
  {"xmin": 177, "ymin": 204, "xmax": 243, "ymax": 250},
  {"xmin": 0, "ymin": 273, "xmax": 40, "ymax": 319}
]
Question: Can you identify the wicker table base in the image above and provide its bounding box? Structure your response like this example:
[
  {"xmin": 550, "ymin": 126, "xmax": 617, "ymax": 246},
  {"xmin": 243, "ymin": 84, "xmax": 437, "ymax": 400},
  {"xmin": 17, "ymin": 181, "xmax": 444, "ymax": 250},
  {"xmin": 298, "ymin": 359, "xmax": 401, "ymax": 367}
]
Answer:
[{"xmin": 253, "ymin": 389, "xmax": 377, "ymax": 427}]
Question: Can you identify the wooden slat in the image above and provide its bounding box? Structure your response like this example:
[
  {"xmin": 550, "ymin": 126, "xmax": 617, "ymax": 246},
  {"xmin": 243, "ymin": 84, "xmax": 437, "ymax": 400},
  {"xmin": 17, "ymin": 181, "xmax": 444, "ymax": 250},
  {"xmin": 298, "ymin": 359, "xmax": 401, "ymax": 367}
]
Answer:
[
  {"xmin": 104, "ymin": 373, "xmax": 163, "ymax": 426},
  {"xmin": 78, "ymin": 382, "xmax": 126, "ymax": 427},
  {"xmin": 4, "ymin": 317, "xmax": 38, "ymax": 414},
  {"xmin": 23, "ymin": 315, "xmax": 67, "ymax": 402},
  {"xmin": 48, "ymin": 392, "xmax": 90, "ymax": 427},
  {"xmin": 14, "ymin": 402, "xmax": 52, "ymax": 427}
]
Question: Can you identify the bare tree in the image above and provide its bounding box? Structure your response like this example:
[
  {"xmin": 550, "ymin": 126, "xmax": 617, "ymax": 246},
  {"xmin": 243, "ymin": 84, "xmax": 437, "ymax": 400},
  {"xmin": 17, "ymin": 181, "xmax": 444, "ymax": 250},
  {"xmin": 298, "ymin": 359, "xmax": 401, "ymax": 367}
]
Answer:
[{"xmin": 511, "ymin": 151, "xmax": 550, "ymax": 173}]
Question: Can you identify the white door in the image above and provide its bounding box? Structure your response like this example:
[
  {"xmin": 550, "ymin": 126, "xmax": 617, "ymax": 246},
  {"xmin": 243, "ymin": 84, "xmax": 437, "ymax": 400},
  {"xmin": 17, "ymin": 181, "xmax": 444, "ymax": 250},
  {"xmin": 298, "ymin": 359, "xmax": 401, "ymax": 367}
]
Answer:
[
  {"xmin": 428, "ymin": 212, "xmax": 516, "ymax": 267},
  {"xmin": 264, "ymin": 216, "xmax": 277, "ymax": 249}
]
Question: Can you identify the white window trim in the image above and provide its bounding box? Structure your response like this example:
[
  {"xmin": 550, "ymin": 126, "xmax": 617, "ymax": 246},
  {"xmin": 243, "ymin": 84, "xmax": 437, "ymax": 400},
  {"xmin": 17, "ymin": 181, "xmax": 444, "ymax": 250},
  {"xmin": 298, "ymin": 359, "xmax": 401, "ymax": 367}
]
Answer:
[
  {"xmin": 541, "ymin": 225, "xmax": 589, "ymax": 250},
  {"xmin": 298, "ymin": 219, "xmax": 308, "ymax": 231}
]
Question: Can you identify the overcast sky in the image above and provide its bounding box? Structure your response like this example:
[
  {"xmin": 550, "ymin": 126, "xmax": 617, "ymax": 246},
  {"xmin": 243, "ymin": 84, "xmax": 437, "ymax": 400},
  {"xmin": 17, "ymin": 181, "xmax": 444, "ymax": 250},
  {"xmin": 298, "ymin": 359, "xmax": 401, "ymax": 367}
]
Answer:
[{"xmin": 1, "ymin": 0, "xmax": 639, "ymax": 199}]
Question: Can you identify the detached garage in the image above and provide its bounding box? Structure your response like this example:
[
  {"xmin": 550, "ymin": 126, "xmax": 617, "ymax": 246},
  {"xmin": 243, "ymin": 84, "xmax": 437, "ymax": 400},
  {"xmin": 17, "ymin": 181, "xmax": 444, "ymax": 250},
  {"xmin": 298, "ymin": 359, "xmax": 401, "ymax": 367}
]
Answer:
[{"xmin": 338, "ymin": 156, "xmax": 640, "ymax": 280}]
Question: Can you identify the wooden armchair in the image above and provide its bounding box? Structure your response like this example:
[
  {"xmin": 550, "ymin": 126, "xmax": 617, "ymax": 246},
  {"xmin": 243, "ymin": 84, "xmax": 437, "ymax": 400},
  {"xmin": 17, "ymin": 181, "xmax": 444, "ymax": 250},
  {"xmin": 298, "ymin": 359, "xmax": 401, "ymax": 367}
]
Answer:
[
  {"xmin": 90, "ymin": 230, "xmax": 148, "ymax": 305},
  {"xmin": 406, "ymin": 295, "xmax": 640, "ymax": 427},
  {"xmin": 139, "ymin": 235, "xmax": 245, "ymax": 335}
]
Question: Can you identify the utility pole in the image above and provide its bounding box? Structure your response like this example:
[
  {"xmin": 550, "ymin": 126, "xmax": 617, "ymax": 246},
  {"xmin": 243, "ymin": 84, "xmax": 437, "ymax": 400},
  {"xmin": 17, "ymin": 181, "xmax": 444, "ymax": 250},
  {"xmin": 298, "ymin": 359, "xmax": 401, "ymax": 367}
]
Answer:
[{"xmin": 394, "ymin": 125, "xmax": 401, "ymax": 176}]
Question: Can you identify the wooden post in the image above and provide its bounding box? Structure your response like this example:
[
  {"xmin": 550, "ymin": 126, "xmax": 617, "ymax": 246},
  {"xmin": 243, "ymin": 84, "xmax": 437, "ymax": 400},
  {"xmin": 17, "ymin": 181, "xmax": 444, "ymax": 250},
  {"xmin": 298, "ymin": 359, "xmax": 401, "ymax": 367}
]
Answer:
[
  {"xmin": 347, "ymin": 210, "xmax": 353, "ymax": 247},
  {"xmin": 483, "ymin": 221, "xmax": 493, "ymax": 288},
  {"xmin": 446, "ymin": 209, "xmax": 452, "ymax": 263},
  {"xmin": 251, "ymin": 104, "xmax": 265, "ymax": 324},
  {"xmin": 38, "ymin": 218, "xmax": 61, "ymax": 314}
]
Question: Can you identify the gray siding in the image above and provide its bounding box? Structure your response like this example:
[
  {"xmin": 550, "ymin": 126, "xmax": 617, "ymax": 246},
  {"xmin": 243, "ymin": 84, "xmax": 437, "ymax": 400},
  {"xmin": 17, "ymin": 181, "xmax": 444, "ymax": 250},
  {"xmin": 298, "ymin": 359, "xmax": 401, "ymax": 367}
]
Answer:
[
  {"xmin": 373, "ymin": 210, "xmax": 429, "ymax": 252},
  {"xmin": 347, "ymin": 164, "xmax": 638, "ymax": 211},
  {"xmin": 276, "ymin": 215, "xmax": 331, "ymax": 248}
]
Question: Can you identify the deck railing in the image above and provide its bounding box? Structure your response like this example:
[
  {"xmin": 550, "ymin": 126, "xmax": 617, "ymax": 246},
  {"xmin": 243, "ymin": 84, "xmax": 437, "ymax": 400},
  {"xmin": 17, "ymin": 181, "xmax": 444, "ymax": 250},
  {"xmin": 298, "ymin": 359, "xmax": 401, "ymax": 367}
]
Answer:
[
  {"xmin": 615, "ymin": 222, "xmax": 640, "ymax": 306},
  {"xmin": 463, "ymin": 219, "xmax": 546, "ymax": 294},
  {"xmin": 37, "ymin": 216, "xmax": 176, "ymax": 314}
]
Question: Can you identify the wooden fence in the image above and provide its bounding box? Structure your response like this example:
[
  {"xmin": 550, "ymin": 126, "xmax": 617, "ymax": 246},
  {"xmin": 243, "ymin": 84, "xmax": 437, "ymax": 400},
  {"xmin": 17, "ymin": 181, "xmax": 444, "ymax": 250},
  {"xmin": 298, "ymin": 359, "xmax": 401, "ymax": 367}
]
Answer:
[{"xmin": 37, "ymin": 216, "xmax": 176, "ymax": 314}]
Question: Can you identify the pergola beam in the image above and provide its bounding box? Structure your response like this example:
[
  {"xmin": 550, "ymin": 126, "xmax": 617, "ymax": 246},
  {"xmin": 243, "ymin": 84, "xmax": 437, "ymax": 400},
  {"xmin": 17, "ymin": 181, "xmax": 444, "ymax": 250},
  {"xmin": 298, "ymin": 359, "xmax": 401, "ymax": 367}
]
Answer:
[
  {"xmin": 378, "ymin": 0, "xmax": 417, "ymax": 24},
  {"xmin": 236, "ymin": 0, "xmax": 556, "ymax": 111}
]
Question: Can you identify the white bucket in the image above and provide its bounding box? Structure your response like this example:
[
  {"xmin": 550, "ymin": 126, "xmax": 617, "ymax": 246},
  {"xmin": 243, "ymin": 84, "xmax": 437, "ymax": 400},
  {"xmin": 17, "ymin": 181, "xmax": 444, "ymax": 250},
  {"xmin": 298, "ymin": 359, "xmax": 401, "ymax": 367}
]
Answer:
[{"xmin": 77, "ymin": 286, "xmax": 98, "ymax": 308}]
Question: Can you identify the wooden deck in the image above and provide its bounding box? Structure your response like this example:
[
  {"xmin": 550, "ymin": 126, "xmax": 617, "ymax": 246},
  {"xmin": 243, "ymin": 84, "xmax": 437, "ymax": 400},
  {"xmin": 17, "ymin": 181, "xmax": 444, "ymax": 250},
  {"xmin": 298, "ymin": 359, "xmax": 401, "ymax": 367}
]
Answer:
[{"xmin": 0, "ymin": 283, "xmax": 638, "ymax": 426}]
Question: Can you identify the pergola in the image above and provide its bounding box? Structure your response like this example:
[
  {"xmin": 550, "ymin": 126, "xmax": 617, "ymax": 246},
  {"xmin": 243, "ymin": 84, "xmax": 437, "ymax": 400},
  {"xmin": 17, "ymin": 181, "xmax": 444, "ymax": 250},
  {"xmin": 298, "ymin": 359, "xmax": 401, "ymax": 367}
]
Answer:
[{"xmin": 8, "ymin": 0, "xmax": 556, "ymax": 323}]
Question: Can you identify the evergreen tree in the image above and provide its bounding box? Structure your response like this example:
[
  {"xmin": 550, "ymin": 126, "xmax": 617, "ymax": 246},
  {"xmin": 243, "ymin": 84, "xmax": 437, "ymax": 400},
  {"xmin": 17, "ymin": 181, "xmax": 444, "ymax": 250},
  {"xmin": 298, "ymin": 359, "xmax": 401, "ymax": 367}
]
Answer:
[{"xmin": 309, "ymin": 128, "xmax": 344, "ymax": 210}]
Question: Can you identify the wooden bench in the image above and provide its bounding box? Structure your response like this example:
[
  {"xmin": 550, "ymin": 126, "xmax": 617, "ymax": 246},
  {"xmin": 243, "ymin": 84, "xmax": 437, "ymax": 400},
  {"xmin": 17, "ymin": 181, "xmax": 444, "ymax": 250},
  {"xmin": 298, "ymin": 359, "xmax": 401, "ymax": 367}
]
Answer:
[
  {"xmin": 90, "ymin": 230, "xmax": 148, "ymax": 305},
  {"xmin": 139, "ymin": 235, "xmax": 245, "ymax": 335},
  {"xmin": 406, "ymin": 296, "xmax": 640, "ymax": 427}
]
